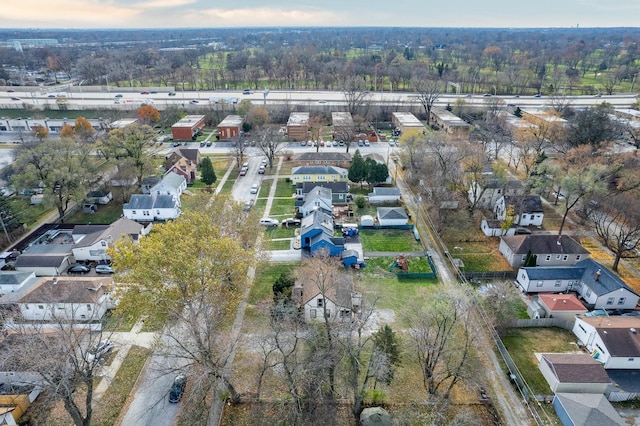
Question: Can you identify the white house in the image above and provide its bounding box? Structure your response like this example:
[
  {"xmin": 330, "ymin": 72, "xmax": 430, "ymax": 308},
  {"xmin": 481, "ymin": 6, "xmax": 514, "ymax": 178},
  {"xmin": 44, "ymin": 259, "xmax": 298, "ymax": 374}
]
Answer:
[
  {"xmin": 0, "ymin": 272, "xmax": 38, "ymax": 297},
  {"xmin": 14, "ymin": 255, "xmax": 70, "ymax": 277},
  {"xmin": 499, "ymin": 234, "xmax": 590, "ymax": 268},
  {"xmin": 572, "ymin": 316, "xmax": 640, "ymax": 369},
  {"xmin": 297, "ymin": 186, "xmax": 333, "ymax": 218},
  {"xmin": 148, "ymin": 172, "xmax": 187, "ymax": 197},
  {"xmin": 16, "ymin": 277, "xmax": 114, "ymax": 322},
  {"xmin": 480, "ymin": 219, "xmax": 518, "ymax": 237},
  {"xmin": 516, "ymin": 259, "xmax": 640, "ymax": 310},
  {"xmin": 291, "ymin": 273, "xmax": 359, "ymax": 323},
  {"xmin": 538, "ymin": 353, "xmax": 611, "ymax": 394},
  {"xmin": 468, "ymin": 178, "xmax": 525, "ymax": 210},
  {"xmin": 377, "ymin": 207, "xmax": 408, "ymax": 226},
  {"xmin": 123, "ymin": 194, "xmax": 181, "ymax": 222},
  {"xmin": 494, "ymin": 195, "xmax": 544, "ymax": 227},
  {"xmin": 71, "ymin": 218, "xmax": 146, "ymax": 263},
  {"xmin": 368, "ymin": 187, "xmax": 401, "ymax": 204}
]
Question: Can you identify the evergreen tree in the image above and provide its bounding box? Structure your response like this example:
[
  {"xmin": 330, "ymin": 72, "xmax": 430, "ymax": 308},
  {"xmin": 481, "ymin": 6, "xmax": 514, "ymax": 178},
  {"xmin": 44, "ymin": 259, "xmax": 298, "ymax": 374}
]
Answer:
[
  {"xmin": 524, "ymin": 249, "xmax": 537, "ymax": 267},
  {"xmin": 372, "ymin": 324, "xmax": 401, "ymax": 385},
  {"xmin": 272, "ymin": 271, "xmax": 295, "ymax": 302},
  {"xmin": 348, "ymin": 149, "xmax": 367, "ymax": 188},
  {"xmin": 200, "ymin": 157, "xmax": 217, "ymax": 186},
  {"xmin": 365, "ymin": 159, "xmax": 389, "ymax": 188}
]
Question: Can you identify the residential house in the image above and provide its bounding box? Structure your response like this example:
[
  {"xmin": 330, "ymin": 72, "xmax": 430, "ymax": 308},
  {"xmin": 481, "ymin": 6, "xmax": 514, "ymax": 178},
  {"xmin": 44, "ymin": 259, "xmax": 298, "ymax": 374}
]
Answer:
[
  {"xmin": 516, "ymin": 259, "xmax": 640, "ymax": 310},
  {"xmin": 572, "ymin": 316, "xmax": 640, "ymax": 369},
  {"xmin": 123, "ymin": 194, "xmax": 181, "ymax": 222},
  {"xmin": 291, "ymin": 273, "xmax": 358, "ymax": 322},
  {"xmin": 141, "ymin": 175, "xmax": 162, "ymax": 194},
  {"xmin": 480, "ymin": 218, "xmax": 519, "ymax": 237},
  {"xmin": 149, "ymin": 172, "xmax": 187, "ymax": 197},
  {"xmin": 292, "ymin": 152, "xmax": 352, "ymax": 168},
  {"xmin": 538, "ymin": 353, "xmax": 611, "ymax": 394},
  {"xmin": 287, "ymin": 112, "xmax": 309, "ymax": 141},
  {"xmin": 85, "ymin": 190, "xmax": 113, "ymax": 205},
  {"xmin": 552, "ymin": 393, "xmax": 626, "ymax": 426},
  {"xmin": 537, "ymin": 294, "xmax": 588, "ymax": 321},
  {"xmin": 295, "ymin": 182, "xmax": 350, "ymax": 205},
  {"xmin": 217, "ymin": 115, "xmax": 244, "ymax": 140},
  {"xmin": 368, "ymin": 187, "xmax": 401, "ymax": 204},
  {"xmin": 0, "ymin": 272, "xmax": 38, "ymax": 297},
  {"xmin": 14, "ymin": 255, "xmax": 70, "ymax": 277},
  {"xmin": 16, "ymin": 277, "xmax": 114, "ymax": 321},
  {"xmin": 164, "ymin": 148, "xmax": 200, "ymax": 184},
  {"xmin": 494, "ymin": 195, "xmax": 544, "ymax": 227},
  {"xmin": 296, "ymin": 186, "xmax": 332, "ymax": 218},
  {"xmin": 71, "ymin": 217, "xmax": 145, "ymax": 263},
  {"xmin": 499, "ymin": 234, "xmax": 590, "ymax": 268},
  {"xmin": 392, "ymin": 112, "xmax": 425, "ymax": 134},
  {"xmin": 300, "ymin": 211, "xmax": 345, "ymax": 256},
  {"xmin": 377, "ymin": 207, "xmax": 409, "ymax": 226},
  {"xmin": 171, "ymin": 115, "xmax": 205, "ymax": 140},
  {"xmin": 291, "ymin": 166, "xmax": 348, "ymax": 183},
  {"xmin": 468, "ymin": 178, "xmax": 525, "ymax": 210},
  {"xmin": 166, "ymin": 157, "xmax": 197, "ymax": 184}
]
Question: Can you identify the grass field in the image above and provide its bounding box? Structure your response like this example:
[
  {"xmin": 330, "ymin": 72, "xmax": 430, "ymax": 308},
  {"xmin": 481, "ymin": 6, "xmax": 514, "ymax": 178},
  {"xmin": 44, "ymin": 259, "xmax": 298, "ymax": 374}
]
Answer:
[
  {"xmin": 65, "ymin": 201, "xmax": 124, "ymax": 224},
  {"xmin": 359, "ymin": 228, "xmax": 423, "ymax": 252}
]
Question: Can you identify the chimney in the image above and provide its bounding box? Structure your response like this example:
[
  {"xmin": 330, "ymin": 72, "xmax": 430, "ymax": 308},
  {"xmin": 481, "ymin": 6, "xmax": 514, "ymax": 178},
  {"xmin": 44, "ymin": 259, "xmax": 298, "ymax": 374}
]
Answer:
[
  {"xmin": 595, "ymin": 269, "xmax": 601, "ymax": 281},
  {"xmin": 557, "ymin": 236, "xmax": 562, "ymax": 245}
]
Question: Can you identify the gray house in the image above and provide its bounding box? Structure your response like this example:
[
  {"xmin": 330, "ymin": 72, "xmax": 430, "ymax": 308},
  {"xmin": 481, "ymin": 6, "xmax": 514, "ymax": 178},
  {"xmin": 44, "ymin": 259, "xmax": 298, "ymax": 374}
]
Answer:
[
  {"xmin": 297, "ymin": 186, "xmax": 333, "ymax": 218},
  {"xmin": 499, "ymin": 234, "xmax": 590, "ymax": 267},
  {"xmin": 296, "ymin": 182, "xmax": 350, "ymax": 205},
  {"xmin": 553, "ymin": 393, "xmax": 626, "ymax": 426}
]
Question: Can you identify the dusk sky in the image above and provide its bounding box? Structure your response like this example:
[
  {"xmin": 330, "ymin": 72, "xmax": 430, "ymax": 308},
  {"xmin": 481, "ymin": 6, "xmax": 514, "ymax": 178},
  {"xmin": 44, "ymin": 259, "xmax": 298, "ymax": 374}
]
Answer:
[{"xmin": 1, "ymin": 0, "xmax": 639, "ymax": 29}]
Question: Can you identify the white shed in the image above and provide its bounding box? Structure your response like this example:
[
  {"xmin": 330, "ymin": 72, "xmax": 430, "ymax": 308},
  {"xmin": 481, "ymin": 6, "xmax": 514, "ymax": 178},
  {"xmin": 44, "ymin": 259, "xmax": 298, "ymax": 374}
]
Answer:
[{"xmin": 360, "ymin": 215, "xmax": 375, "ymax": 227}]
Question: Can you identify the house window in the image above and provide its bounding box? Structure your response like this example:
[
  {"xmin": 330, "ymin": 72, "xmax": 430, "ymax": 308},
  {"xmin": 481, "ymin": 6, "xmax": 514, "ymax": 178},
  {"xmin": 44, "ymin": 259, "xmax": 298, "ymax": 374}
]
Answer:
[
  {"xmin": 38, "ymin": 305, "xmax": 44, "ymax": 310},
  {"xmin": 101, "ymin": 241, "xmax": 107, "ymax": 247},
  {"xmin": 578, "ymin": 324, "xmax": 586, "ymax": 333},
  {"xmin": 576, "ymin": 255, "xmax": 581, "ymax": 261},
  {"xmin": 595, "ymin": 344, "xmax": 606, "ymax": 354},
  {"xmin": 545, "ymin": 255, "xmax": 551, "ymax": 262},
  {"xmin": 536, "ymin": 281, "xmax": 543, "ymax": 287},
  {"xmin": 156, "ymin": 210, "xmax": 160, "ymax": 215},
  {"xmin": 25, "ymin": 305, "xmax": 29, "ymax": 310},
  {"xmin": 556, "ymin": 255, "xmax": 561, "ymax": 260},
  {"xmin": 521, "ymin": 255, "xmax": 526, "ymax": 262},
  {"xmin": 555, "ymin": 280, "xmax": 562, "ymax": 287},
  {"xmin": 618, "ymin": 297, "xmax": 626, "ymax": 305},
  {"xmin": 81, "ymin": 314, "xmax": 86, "ymax": 319},
  {"xmin": 607, "ymin": 297, "xmax": 615, "ymax": 305},
  {"xmin": 325, "ymin": 309, "xmax": 331, "ymax": 318},
  {"xmin": 340, "ymin": 310, "xmax": 350, "ymax": 319},
  {"xmin": 86, "ymin": 304, "xmax": 92, "ymax": 310},
  {"xmin": 317, "ymin": 298, "xmax": 323, "ymax": 308},
  {"xmin": 530, "ymin": 215, "xmax": 535, "ymax": 220},
  {"xmin": 57, "ymin": 304, "xmax": 64, "ymax": 309},
  {"xmin": 132, "ymin": 210, "xmax": 136, "ymax": 215},
  {"xmin": 629, "ymin": 358, "xmax": 635, "ymax": 362},
  {"xmin": 310, "ymin": 309, "xmax": 317, "ymax": 318},
  {"xmin": 585, "ymin": 289, "xmax": 592, "ymax": 298},
  {"xmin": 562, "ymin": 255, "xmax": 568, "ymax": 261}
]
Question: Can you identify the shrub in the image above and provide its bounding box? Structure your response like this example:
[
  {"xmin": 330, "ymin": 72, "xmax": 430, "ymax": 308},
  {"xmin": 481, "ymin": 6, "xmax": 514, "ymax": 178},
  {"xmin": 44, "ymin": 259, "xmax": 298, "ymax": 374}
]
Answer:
[{"xmin": 355, "ymin": 195, "xmax": 367, "ymax": 209}]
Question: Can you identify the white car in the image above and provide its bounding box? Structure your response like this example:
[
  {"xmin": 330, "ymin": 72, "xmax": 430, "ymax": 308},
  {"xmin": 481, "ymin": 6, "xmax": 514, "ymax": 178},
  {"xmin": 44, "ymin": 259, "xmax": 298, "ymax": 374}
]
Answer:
[
  {"xmin": 86, "ymin": 339, "xmax": 114, "ymax": 362},
  {"xmin": 250, "ymin": 184, "xmax": 259, "ymax": 194},
  {"xmin": 259, "ymin": 218, "xmax": 279, "ymax": 227}
]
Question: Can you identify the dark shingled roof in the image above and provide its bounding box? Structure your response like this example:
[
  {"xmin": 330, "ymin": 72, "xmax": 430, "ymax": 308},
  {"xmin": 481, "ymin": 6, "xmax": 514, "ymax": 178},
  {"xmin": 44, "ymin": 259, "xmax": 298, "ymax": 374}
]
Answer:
[
  {"xmin": 296, "ymin": 181, "xmax": 349, "ymax": 194},
  {"xmin": 503, "ymin": 195, "xmax": 543, "ymax": 214},
  {"xmin": 501, "ymin": 234, "xmax": 589, "ymax": 255},
  {"xmin": 377, "ymin": 207, "xmax": 408, "ymax": 220},
  {"xmin": 541, "ymin": 353, "xmax": 610, "ymax": 384},
  {"xmin": 14, "ymin": 255, "xmax": 68, "ymax": 268},
  {"xmin": 124, "ymin": 194, "xmax": 154, "ymax": 210},
  {"xmin": 294, "ymin": 152, "xmax": 351, "ymax": 162}
]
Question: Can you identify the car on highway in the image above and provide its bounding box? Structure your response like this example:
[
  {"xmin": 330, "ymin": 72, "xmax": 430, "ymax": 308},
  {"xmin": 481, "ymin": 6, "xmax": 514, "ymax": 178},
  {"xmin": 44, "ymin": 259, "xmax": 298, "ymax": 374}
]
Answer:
[
  {"xmin": 168, "ymin": 375, "xmax": 187, "ymax": 403},
  {"xmin": 534, "ymin": 93, "xmax": 542, "ymax": 98},
  {"xmin": 190, "ymin": 99, "xmax": 199, "ymax": 104},
  {"xmin": 68, "ymin": 263, "xmax": 90, "ymax": 274},
  {"xmin": 95, "ymin": 264, "xmax": 114, "ymax": 274},
  {"xmin": 482, "ymin": 93, "xmax": 492, "ymax": 97},
  {"xmin": 10, "ymin": 97, "xmax": 20, "ymax": 101},
  {"xmin": 114, "ymin": 93, "xmax": 123, "ymax": 98},
  {"xmin": 140, "ymin": 91, "xmax": 149, "ymax": 94},
  {"xmin": 86, "ymin": 339, "xmax": 114, "ymax": 362},
  {"xmin": 7, "ymin": 89, "xmax": 15, "ymax": 93},
  {"xmin": 168, "ymin": 92, "xmax": 176, "ymax": 96},
  {"xmin": 242, "ymin": 89, "xmax": 253, "ymax": 95},
  {"xmin": 259, "ymin": 218, "xmax": 279, "ymax": 227},
  {"xmin": 250, "ymin": 184, "xmax": 259, "ymax": 194}
]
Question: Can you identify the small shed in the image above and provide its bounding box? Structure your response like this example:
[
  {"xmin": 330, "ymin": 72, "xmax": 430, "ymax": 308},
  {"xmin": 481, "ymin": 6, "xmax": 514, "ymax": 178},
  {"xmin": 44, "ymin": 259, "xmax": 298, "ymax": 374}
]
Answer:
[
  {"xmin": 86, "ymin": 190, "xmax": 113, "ymax": 205},
  {"xmin": 527, "ymin": 300, "xmax": 546, "ymax": 319},
  {"xmin": 360, "ymin": 215, "xmax": 375, "ymax": 227},
  {"xmin": 342, "ymin": 249, "xmax": 359, "ymax": 268}
]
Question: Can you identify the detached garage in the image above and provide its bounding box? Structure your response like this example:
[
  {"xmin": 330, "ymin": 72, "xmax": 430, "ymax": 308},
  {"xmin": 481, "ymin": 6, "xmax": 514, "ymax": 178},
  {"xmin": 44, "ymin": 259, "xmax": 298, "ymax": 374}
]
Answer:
[{"xmin": 377, "ymin": 207, "xmax": 408, "ymax": 226}]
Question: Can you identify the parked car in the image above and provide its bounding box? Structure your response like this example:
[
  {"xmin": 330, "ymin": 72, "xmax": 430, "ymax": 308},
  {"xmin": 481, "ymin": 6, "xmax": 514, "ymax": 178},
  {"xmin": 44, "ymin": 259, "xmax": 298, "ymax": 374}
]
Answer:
[
  {"xmin": 250, "ymin": 184, "xmax": 259, "ymax": 194},
  {"xmin": 259, "ymin": 218, "xmax": 279, "ymax": 227},
  {"xmin": 258, "ymin": 166, "xmax": 266, "ymax": 174},
  {"xmin": 95, "ymin": 264, "xmax": 114, "ymax": 274},
  {"xmin": 168, "ymin": 375, "xmax": 187, "ymax": 403},
  {"xmin": 300, "ymin": 141, "xmax": 307, "ymax": 146},
  {"xmin": 239, "ymin": 169, "xmax": 247, "ymax": 176},
  {"xmin": 281, "ymin": 218, "xmax": 301, "ymax": 227},
  {"xmin": 332, "ymin": 140, "xmax": 338, "ymax": 146},
  {"xmin": 338, "ymin": 141, "xmax": 345, "ymax": 147},
  {"xmin": 205, "ymin": 141, "xmax": 212, "ymax": 147},
  {"xmin": 241, "ymin": 162, "xmax": 249, "ymax": 169},
  {"xmin": 86, "ymin": 339, "xmax": 114, "ymax": 362},
  {"xmin": 68, "ymin": 263, "xmax": 90, "ymax": 274},
  {"xmin": 242, "ymin": 200, "xmax": 253, "ymax": 212},
  {"xmin": 364, "ymin": 140, "xmax": 370, "ymax": 146},
  {"xmin": 358, "ymin": 140, "xmax": 364, "ymax": 147},
  {"xmin": 260, "ymin": 159, "xmax": 268, "ymax": 166}
]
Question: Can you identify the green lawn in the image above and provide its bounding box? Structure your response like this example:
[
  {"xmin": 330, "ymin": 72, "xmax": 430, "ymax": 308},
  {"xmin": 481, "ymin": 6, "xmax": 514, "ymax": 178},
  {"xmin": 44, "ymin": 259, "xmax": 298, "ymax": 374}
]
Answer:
[
  {"xmin": 7, "ymin": 197, "xmax": 55, "ymax": 229},
  {"xmin": 501, "ymin": 327, "xmax": 578, "ymax": 395},
  {"xmin": 267, "ymin": 198, "xmax": 296, "ymax": 217},
  {"xmin": 249, "ymin": 262, "xmax": 298, "ymax": 304},
  {"xmin": 64, "ymin": 202, "xmax": 124, "ymax": 224},
  {"xmin": 359, "ymin": 229, "xmax": 423, "ymax": 252},
  {"xmin": 265, "ymin": 226, "xmax": 296, "ymax": 239},
  {"xmin": 364, "ymin": 256, "xmax": 433, "ymax": 274},
  {"xmin": 265, "ymin": 239, "xmax": 292, "ymax": 250},
  {"xmin": 274, "ymin": 179, "xmax": 295, "ymax": 198}
]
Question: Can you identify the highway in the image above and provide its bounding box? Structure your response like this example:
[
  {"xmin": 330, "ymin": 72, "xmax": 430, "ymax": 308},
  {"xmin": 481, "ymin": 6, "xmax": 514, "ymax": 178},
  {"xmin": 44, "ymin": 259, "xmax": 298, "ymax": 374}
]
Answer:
[{"xmin": 1, "ymin": 87, "xmax": 638, "ymax": 111}]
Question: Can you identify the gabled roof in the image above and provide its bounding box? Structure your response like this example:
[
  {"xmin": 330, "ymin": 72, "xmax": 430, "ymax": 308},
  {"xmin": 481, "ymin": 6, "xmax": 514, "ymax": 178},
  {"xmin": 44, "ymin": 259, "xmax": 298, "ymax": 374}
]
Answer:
[
  {"xmin": 14, "ymin": 255, "xmax": 68, "ymax": 268},
  {"xmin": 19, "ymin": 277, "xmax": 109, "ymax": 304},
  {"xmin": 304, "ymin": 186, "xmax": 332, "ymax": 202},
  {"xmin": 301, "ymin": 211, "xmax": 334, "ymax": 236},
  {"xmin": 296, "ymin": 181, "xmax": 349, "ymax": 194},
  {"xmin": 155, "ymin": 172, "xmax": 186, "ymax": 190},
  {"xmin": 342, "ymin": 249, "xmax": 358, "ymax": 259},
  {"xmin": 538, "ymin": 294, "xmax": 587, "ymax": 312},
  {"xmin": 292, "ymin": 165, "xmax": 347, "ymax": 176},
  {"xmin": 167, "ymin": 148, "xmax": 200, "ymax": 165},
  {"xmin": 153, "ymin": 194, "xmax": 178, "ymax": 209},
  {"xmin": 522, "ymin": 266, "xmax": 586, "ymax": 281},
  {"xmin": 141, "ymin": 175, "xmax": 162, "ymax": 186},
  {"xmin": 574, "ymin": 258, "xmax": 638, "ymax": 297},
  {"xmin": 540, "ymin": 353, "xmax": 610, "ymax": 384},
  {"xmin": 501, "ymin": 234, "xmax": 589, "ymax": 256},
  {"xmin": 294, "ymin": 152, "xmax": 351, "ymax": 162},
  {"xmin": 73, "ymin": 217, "xmax": 144, "ymax": 248},
  {"xmin": 370, "ymin": 187, "xmax": 400, "ymax": 196},
  {"xmin": 580, "ymin": 316, "xmax": 640, "ymax": 357},
  {"xmin": 377, "ymin": 207, "xmax": 408, "ymax": 220},
  {"xmin": 503, "ymin": 195, "xmax": 543, "ymax": 214},
  {"xmin": 298, "ymin": 272, "xmax": 354, "ymax": 307},
  {"xmin": 124, "ymin": 194, "xmax": 154, "ymax": 210},
  {"xmin": 554, "ymin": 393, "xmax": 626, "ymax": 426}
]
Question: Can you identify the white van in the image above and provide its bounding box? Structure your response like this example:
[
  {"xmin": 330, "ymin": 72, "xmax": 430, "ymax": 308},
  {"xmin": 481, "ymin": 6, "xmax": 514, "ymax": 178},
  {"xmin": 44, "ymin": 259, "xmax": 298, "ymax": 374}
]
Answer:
[{"xmin": 259, "ymin": 218, "xmax": 279, "ymax": 227}]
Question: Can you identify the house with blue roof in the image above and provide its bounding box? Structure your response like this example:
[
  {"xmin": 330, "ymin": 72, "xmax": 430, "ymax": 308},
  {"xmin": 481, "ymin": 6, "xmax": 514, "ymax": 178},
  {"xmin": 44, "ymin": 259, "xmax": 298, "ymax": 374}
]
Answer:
[
  {"xmin": 300, "ymin": 210, "xmax": 344, "ymax": 257},
  {"xmin": 516, "ymin": 259, "xmax": 639, "ymax": 310}
]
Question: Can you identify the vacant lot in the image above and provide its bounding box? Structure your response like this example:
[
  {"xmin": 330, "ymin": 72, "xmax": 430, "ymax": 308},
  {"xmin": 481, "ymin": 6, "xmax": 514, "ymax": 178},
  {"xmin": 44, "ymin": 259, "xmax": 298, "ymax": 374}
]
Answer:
[{"xmin": 359, "ymin": 228, "xmax": 423, "ymax": 252}]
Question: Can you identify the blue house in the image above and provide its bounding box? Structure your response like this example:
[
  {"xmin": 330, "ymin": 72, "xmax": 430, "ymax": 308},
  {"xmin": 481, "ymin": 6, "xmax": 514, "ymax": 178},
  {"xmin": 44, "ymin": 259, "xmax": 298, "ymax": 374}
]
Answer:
[
  {"xmin": 310, "ymin": 233, "xmax": 345, "ymax": 257},
  {"xmin": 300, "ymin": 210, "xmax": 344, "ymax": 256},
  {"xmin": 342, "ymin": 249, "xmax": 359, "ymax": 267}
]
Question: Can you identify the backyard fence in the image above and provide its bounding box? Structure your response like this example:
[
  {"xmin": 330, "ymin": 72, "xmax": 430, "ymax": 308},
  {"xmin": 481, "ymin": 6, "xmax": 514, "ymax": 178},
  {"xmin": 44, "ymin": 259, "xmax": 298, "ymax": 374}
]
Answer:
[
  {"xmin": 508, "ymin": 318, "xmax": 575, "ymax": 331},
  {"xmin": 462, "ymin": 271, "xmax": 517, "ymax": 281}
]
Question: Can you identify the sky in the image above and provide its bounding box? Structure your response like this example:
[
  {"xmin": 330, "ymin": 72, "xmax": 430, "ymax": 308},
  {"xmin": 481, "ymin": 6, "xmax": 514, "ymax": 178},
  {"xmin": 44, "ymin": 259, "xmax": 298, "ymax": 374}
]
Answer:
[{"xmin": 1, "ymin": 0, "xmax": 639, "ymax": 29}]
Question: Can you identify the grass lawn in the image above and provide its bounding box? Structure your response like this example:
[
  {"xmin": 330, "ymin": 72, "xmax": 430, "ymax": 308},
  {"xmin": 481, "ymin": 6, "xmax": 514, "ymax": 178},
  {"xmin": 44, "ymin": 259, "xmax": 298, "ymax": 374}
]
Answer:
[
  {"xmin": 91, "ymin": 346, "xmax": 152, "ymax": 426},
  {"xmin": 274, "ymin": 179, "xmax": 295, "ymax": 198},
  {"xmin": 267, "ymin": 198, "xmax": 296, "ymax": 217},
  {"xmin": 501, "ymin": 327, "xmax": 578, "ymax": 395},
  {"xmin": 7, "ymin": 197, "xmax": 55, "ymax": 229},
  {"xmin": 265, "ymin": 226, "xmax": 296, "ymax": 239},
  {"xmin": 249, "ymin": 262, "xmax": 298, "ymax": 304},
  {"xmin": 455, "ymin": 252, "xmax": 512, "ymax": 272},
  {"xmin": 359, "ymin": 229, "xmax": 423, "ymax": 252},
  {"xmin": 265, "ymin": 239, "xmax": 292, "ymax": 250},
  {"xmin": 65, "ymin": 202, "xmax": 124, "ymax": 224},
  {"xmin": 365, "ymin": 256, "xmax": 433, "ymax": 274},
  {"xmin": 102, "ymin": 311, "xmax": 138, "ymax": 332},
  {"xmin": 219, "ymin": 177, "xmax": 235, "ymax": 195}
]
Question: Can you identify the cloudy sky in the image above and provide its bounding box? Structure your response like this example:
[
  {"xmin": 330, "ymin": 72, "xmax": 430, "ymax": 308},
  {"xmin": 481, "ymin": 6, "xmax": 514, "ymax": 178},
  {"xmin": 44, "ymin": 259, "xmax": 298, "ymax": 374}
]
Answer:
[{"xmin": 1, "ymin": 0, "xmax": 639, "ymax": 29}]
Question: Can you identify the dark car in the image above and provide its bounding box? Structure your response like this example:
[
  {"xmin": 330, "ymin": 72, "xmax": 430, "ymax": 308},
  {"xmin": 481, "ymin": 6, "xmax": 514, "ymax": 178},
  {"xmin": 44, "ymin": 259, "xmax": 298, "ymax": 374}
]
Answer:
[
  {"xmin": 140, "ymin": 91, "xmax": 149, "ymax": 95},
  {"xmin": 168, "ymin": 92, "xmax": 176, "ymax": 96},
  {"xmin": 68, "ymin": 263, "xmax": 90, "ymax": 274},
  {"xmin": 168, "ymin": 375, "xmax": 187, "ymax": 403},
  {"xmin": 281, "ymin": 218, "xmax": 301, "ymax": 227}
]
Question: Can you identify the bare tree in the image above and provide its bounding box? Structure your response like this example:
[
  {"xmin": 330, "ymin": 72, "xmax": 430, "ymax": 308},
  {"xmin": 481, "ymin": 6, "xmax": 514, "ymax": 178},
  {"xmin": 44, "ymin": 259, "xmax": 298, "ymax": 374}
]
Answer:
[
  {"xmin": 342, "ymin": 76, "xmax": 371, "ymax": 116},
  {"xmin": 255, "ymin": 126, "xmax": 285, "ymax": 169},
  {"xmin": 413, "ymin": 71, "xmax": 442, "ymax": 125}
]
